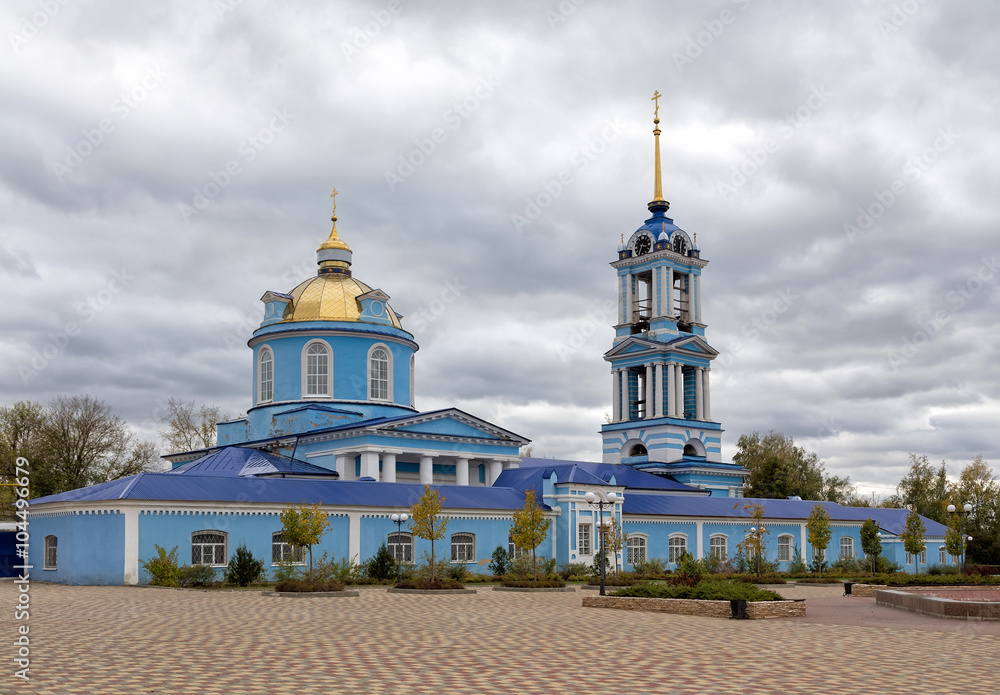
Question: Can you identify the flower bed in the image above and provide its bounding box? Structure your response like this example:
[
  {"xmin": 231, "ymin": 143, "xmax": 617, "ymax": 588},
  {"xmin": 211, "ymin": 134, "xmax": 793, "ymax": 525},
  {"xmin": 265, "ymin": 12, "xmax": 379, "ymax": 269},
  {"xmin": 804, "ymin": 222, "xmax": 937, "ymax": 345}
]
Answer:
[{"xmin": 582, "ymin": 595, "xmax": 805, "ymax": 619}]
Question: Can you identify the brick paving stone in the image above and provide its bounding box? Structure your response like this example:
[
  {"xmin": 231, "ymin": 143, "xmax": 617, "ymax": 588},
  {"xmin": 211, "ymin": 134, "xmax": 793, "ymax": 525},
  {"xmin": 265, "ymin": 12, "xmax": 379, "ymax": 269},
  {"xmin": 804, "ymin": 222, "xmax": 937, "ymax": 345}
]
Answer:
[{"xmin": 0, "ymin": 581, "xmax": 998, "ymax": 695}]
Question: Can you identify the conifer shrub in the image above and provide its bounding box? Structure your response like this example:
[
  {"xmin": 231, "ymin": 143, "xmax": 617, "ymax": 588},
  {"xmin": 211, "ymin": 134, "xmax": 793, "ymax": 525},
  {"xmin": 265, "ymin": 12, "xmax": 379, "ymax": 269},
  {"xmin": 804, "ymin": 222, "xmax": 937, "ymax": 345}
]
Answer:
[
  {"xmin": 225, "ymin": 543, "xmax": 265, "ymax": 586},
  {"xmin": 489, "ymin": 546, "xmax": 511, "ymax": 577},
  {"xmin": 364, "ymin": 543, "xmax": 398, "ymax": 581}
]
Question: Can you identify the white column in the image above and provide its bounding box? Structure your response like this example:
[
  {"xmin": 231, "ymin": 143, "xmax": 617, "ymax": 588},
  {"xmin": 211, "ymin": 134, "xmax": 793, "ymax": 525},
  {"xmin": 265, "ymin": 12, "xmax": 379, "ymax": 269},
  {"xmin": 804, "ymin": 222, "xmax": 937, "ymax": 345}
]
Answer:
[
  {"xmin": 455, "ymin": 457, "xmax": 469, "ymax": 486},
  {"xmin": 618, "ymin": 276, "xmax": 626, "ymax": 324},
  {"xmin": 489, "ymin": 460, "xmax": 503, "ymax": 485},
  {"xmin": 695, "ymin": 368, "xmax": 704, "ymax": 421},
  {"xmin": 419, "ymin": 455, "xmax": 434, "ymax": 485},
  {"xmin": 654, "ymin": 363, "xmax": 663, "ymax": 418},
  {"xmin": 695, "ymin": 275, "xmax": 702, "ymax": 323},
  {"xmin": 644, "ymin": 364, "xmax": 654, "ymax": 419},
  {"xmin": 361, "ymin": 451, "xmax": 380, "ymax": 481},
  {"xmin": 624, "ymin": 273, "xmax": 632, "ymax": 323},
  {"xmin": 123, "ymin": 508, "xmax": 139, "ymax": 585},
  {"xmin": 703, "ymin": 368, "xmax": 711, "ymax": 421},
  {"xmin": 695, "ymin": 521, "xmax": 704, "ymax": 560},
  {"xmin": 621, "ymin": 370, "xmax": 630, "ymax": 421},
  {"xmin": 665, "ymin": 267, "xmax": 673, "ymax": 317},
  {"xmin": 335, "ymin": 455, "xmax": 349, "ymax": 480},
  {"xmin": 666, "ymin": 364, "xmax": 676, "ymax": 417},
  {"xmin": 348, "ymin": 512, "xmax": 361, "ymax": 561},
  {"xmin": 674, "ymin": 364, "xmax": 684, "ymax": 418},
  {"xmin": 612, "ymin": 370, "xmax": 621, "ymax": 423},
  {"xmin": 382, "ymin": 453, "xmax": 397, "ymax": 483}
]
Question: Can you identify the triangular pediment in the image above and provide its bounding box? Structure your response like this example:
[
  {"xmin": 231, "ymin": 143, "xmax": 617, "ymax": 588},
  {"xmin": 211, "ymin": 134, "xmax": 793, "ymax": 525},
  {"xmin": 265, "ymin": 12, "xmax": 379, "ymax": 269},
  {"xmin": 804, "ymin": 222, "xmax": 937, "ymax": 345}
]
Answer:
[
  {"xmin": 375, "ymin": 408, "xmax": 529, "ymax": 444},
  {"xmin": 357, "ymin": 288, "xmax": 391, "ymax": 302},
  {"xmin": 604, "ymin": 334, "xmax": 718, "ymax": 360}
]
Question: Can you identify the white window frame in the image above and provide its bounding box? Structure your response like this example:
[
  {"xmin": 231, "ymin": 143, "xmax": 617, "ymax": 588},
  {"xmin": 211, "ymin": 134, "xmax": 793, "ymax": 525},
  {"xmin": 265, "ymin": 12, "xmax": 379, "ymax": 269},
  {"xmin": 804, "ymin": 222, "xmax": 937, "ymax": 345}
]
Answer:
[
  {"xmin": 302, "ymin": 340, "xmax": 332, "ymax": 398},
  {"xmin": 450, "ymin": 532, "xmax": 476, "ymax": 563},
  {"xmin": 508, "ymin": 534, "xmax": 527, "ymax": 559},
  {"xmin": 626, "ymin": 534, "xmax": 647, "ymax": 565},
  {"xmin": 919, "ymin": 549, "xmax": 926, "ymax": 564},
  {"xmin": 258, "ymin": 347, "xmax": 274, "ymax": 404},
  {"xmin": 191, "ymin": 530, "xmax": 228, "ymax": 566},
  {"xmin": 368, "ymin": 344, "xmax": 392, "ymax": 402},
  {"xmin": 906, "ymin": 551, "xmax": 912, "ymax": 565},
  {"xmin": 578, "ymin": 523, "xmax": 592, "ymax": 555},
  {"xmin": 668, "ymin": 534, "xmax": 687, "ymax": 564},
  {"xmin": 840, "ymin": 536, "xmax": 854, "ymax": 560},
  {"xmin": 778, "ymin": 534, "xmax": 793, "ymax": 562},
  {"xmin": 709, "ymin": 534, "xmax": 728, "ymax": 562},
  {"xmin": 44, "ymin": 535, "xmax": 57, "ymax": 570},
  {"xmin": 271, "ymin": 532, "xmax": 305, "ymax": 565},
  {"xmin": 812, "ymin": 546, "xmax": 826, "ymax": 562},
  {"xmin": 939, "ymin": 546, "xmax": 947, "ymax": 564},
  {"xmin": 388, "ymin": 532, "xmax": 413, "ymax": 564}
]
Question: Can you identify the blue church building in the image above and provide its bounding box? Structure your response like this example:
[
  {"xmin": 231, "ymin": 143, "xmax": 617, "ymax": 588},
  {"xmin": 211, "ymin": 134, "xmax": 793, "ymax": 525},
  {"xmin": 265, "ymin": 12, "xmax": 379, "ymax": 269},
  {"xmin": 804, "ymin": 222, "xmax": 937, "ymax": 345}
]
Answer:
[{"xmin": 29, "ymin": 105, "xmax": 949, "ymax": 584}]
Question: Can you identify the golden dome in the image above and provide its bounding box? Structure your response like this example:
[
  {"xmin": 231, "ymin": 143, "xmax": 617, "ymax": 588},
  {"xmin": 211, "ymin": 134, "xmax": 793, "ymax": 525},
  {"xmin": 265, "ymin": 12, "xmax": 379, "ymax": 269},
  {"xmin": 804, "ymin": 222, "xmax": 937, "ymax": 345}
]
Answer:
[{"xmin": 282, "ymin": 274, "xmax": 403, "ymax": 329}]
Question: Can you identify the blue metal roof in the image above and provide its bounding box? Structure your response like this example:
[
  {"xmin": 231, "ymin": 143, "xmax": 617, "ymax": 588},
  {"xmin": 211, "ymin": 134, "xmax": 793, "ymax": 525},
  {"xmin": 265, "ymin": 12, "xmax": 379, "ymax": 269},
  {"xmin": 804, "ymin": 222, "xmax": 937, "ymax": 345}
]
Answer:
[
  {"xmin": 623, "ymin": 495, "xmax": 947, "ymax": 536},
  {"xmin": 169, "ymin": 447, "xmax": 337, "ymax": 477},
  {"xmin": 513, "ymin": 458, "xmax": 703, "ymax": 492},
  {"xmin": 30, "ymin": 475, "xmax": 539, "ymax": 511}
]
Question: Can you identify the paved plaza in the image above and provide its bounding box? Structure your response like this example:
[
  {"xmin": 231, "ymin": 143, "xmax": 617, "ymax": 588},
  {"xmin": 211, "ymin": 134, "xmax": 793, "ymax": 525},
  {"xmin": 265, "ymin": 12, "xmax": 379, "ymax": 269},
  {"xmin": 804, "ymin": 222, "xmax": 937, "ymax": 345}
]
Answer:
[{"xmin": 2, "ymin": 581, "xmax": 999, "ymax": 695}]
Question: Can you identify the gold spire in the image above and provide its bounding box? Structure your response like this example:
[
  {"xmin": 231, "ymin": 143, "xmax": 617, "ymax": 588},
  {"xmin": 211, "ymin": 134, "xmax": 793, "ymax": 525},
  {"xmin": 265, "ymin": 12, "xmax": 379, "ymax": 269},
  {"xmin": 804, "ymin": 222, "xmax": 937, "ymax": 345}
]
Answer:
[
  {"xmin": 318, "ymin": 187, "xmax": 351, "ymax": 254},
  {"xmin": 651, "ymin": 90, "xmax": 665, "ymax": 203}
]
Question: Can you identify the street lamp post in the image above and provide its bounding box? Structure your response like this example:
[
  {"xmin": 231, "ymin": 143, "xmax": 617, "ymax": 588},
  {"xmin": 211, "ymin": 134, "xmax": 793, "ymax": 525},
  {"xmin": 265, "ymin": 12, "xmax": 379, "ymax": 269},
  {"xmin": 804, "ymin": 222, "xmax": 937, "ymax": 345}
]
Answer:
[
  {"xmin": 584, "ymin": 491, "xmax": 618, "ymax": 596},
  {"xmin": 946, "ymin": 503, "xmax": 973, "ymax": 573},
  {"xmin": 390, "ymin": 513, "xmax": 408, "ymax": 582}
]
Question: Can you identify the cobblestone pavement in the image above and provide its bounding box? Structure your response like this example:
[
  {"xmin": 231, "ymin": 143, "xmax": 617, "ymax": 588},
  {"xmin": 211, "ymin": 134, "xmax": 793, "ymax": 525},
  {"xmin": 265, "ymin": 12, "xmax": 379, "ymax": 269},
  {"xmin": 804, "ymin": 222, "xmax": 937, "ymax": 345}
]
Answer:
[{"xmin": 2, "ymin": 582, "xmax": 999, "ymax": 695}]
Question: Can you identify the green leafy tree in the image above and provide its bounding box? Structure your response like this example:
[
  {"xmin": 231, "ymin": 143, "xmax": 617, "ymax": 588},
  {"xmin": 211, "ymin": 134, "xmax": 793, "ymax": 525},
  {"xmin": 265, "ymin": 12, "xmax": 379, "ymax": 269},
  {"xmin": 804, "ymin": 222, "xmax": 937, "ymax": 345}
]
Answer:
[
  {"xmin": 280, "ymin": 503, "xmax": 330, "ymax": 580},
  {"xmin": 604, "ymin": 516, "xmax": 628, "ymax": 575},
  {"xmin": 409, "ymin": 485, "xmax": 448, "ymax": 581},
  {"xmin": 900, "ymin": 509, "xmax": 926, "ymax": 574},
  {"xmin": 860, "ymin": 518, "xmax": 882, "ymax": 576},
  {"xmin": 897, "ymin": 454, "xmax": 948, "ymax": 524},
  {"xmin": 140, "ymin": 544, "xmax": 180, "ymax": 586},
  {"xmin": 510, "ymin": 490, "xmax": 549, "ymax": 581},
  {"xmin": 950, "ymin": 456, "xmax": 1000, "ymax": 565},
  {"xmin": 805, "ymin": 504, "xmax": 832, "ymax": 578},
  {"xmin": 734, "ymin": 501, "xmax": 769, "ymax": 579},
  {"xmin": 944, "ymin": 513, "xmax": 965, "ymax": 563},
  {"xmin": 225, "ymin": 543, "xmax": 265, "ymax": 586}
]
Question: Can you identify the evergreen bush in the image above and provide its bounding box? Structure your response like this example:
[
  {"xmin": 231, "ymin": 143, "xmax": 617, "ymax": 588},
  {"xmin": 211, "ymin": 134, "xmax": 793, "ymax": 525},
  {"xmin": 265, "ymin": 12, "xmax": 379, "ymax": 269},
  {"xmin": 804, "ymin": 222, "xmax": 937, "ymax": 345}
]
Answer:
[
  {"xmin": 489, "ymin": 546, "xmax": 510, "ymax": 576},
  {"xmin": 364, "ymin": 543, "xmax": 398, "ymax": 581},
  {"xmin": 224, "ymin": 543, "xmax": 265, "ymax": 586}
]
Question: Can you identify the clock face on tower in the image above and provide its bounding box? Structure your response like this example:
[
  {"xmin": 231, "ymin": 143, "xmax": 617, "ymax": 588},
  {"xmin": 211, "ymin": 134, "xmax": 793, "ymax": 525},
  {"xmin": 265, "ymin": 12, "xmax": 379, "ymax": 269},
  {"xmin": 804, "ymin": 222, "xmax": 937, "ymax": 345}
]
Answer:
[{"xmin": 634, "ymin": 234, "xmax": 652, "ymax": 256}]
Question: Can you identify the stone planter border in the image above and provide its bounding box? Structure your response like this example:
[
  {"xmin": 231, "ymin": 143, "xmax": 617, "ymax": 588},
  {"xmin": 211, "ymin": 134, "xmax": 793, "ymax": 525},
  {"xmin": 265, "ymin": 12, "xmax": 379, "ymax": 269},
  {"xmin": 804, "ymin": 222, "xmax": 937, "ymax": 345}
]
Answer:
[
  {"xmin": 493, "ymin": 586, "xmax": 577, "ymax": 592},
  {"xmin": 582, "ymin": 595, "xmax": 805, "ymax": 619},
  {"xmin": 261, "ymin": 590, "xmax": 360, "ymax": 598},
  {"xmin": 386, "ymin": 587, "xmax": 478, "ymax": 595}
]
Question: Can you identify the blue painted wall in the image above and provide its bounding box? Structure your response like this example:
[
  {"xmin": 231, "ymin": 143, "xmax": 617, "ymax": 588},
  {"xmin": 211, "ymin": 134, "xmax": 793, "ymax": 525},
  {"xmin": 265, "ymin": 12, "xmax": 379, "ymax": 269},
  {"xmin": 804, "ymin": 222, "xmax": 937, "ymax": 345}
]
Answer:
[{"xmin": 29, "ymin": 511, "xmax": 125, "ymax": 585}]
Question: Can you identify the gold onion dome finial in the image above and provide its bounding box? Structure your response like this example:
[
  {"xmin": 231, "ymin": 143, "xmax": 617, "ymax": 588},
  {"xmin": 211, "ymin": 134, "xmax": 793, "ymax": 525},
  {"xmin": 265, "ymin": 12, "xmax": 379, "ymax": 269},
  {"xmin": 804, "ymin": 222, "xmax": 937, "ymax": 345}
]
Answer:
[
  {"xmin": 317, "ymin": 187, "xmax": 353, "ymax": 275},
  {"xmin": 650, "ymin": 91, "xmax": 669, "ymax": 209}
]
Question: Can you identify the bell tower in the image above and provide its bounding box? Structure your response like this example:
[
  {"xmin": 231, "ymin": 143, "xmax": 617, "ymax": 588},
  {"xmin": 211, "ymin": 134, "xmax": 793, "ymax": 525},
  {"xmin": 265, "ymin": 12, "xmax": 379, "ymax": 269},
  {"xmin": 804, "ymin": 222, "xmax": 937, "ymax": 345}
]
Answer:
[{"xmin": 600, "ymin": 92, "xmax": 746, "ymax": 497}]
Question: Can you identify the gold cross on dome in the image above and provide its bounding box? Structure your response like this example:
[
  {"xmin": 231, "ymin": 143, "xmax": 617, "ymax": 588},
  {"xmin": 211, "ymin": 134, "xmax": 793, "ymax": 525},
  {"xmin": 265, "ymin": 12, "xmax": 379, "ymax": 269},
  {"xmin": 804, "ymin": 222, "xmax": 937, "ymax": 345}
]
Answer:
[
  {"xmin": 330, "ymin": 187, "xmax": 338, "ymax": 216},
  {"xmin": 651, "ymin": 90, "xmax": 661, "ymax": 120}
]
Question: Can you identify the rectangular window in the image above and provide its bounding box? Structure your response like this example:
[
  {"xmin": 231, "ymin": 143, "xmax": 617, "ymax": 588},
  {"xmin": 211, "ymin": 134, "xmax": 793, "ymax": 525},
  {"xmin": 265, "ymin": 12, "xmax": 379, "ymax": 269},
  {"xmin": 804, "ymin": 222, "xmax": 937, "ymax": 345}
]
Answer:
[
  {"xmin": 626, "ymin": 536, "xmax": 647, "ymax": 565},
  {"xmin": 578, "ymin": 523, "xmax": 592, "ymax": 555},
  {"xmin": 778, "ymin": 536, "xmax": 792, "ymax": 562},
  {"xmin": 388, "ymin": 532, "xmax": 413, "ymax": 564},
  {"xmin": 840, "ymin": 537, "xmax": 854, "ymax": 559},
  {"xmin": 271, "ymin": 533, "xmax": 305, "ymax": 565},
  {"xmin": 44, "ymin": 535, "xmax": 58, "ymax": 570},
  {"xmin": 450, "ymin": 533, "xmax": 475, "ymax": 563},
  {"xmin": 192, "ymin": 531, "xmax": 227, "ymax": 566},
  {"xmin": 919, "ymin": 550, "xmax": 926, "ymax": 564}
]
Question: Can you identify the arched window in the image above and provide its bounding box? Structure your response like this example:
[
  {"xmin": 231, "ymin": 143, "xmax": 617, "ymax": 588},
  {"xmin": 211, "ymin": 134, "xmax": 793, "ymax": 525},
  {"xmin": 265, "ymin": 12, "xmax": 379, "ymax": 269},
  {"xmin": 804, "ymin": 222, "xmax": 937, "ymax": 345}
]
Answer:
[
  {"xmin": 451, "ymin": 533, "xmax": 476, "ymax": 563},
  {"xmin": 191, "ymin": 531, "xmax": 227, "ymax": 566},
  {"xmin": 778, "ymin": 535, "xmax": 793, "ymax": 562},
  {"xmin": 258, "ymin": 347, "xmax": 273, "ymax": 404},
  {"xmin": 369, "ymin": 345, "xmax": 391, "ymax": 401},
  {"xmin": 508, "ymin": 534, "xmax": 527, "ymax": 559},
  {"xmin": 388, "ymin": 532, "xmax": 413, "ymax": 564},
  {"xmin": 271, "ymin": 532, "xmax": 305, "ymax": 565},
  {"xmin": 44, "ymin": 535, "xmax": 58, "ymax": 570},
  {"xmin": 628, "ymin": 443, "xmax": 647, "ymax": 457},
  {"xmin": 840, "ymin": 536, "xmax": 854, "ymax": 560},
  {"xmin": 303, "ymin": 341, "xmax": 331, "ymax": 397},
  {"xmin": 626, "ymin": 534, "xmax": 647, "ymax": 565},
  {"xmin": 939, "ymin": 546, "xmax": 947, "ymax": 565},
  {"xmin": 668, "ymin": 534, "xmax": 687, "ymax": 563},
  {"xmin": 709, "ymin": 534, "xmax": 728, "ymax": 561}
]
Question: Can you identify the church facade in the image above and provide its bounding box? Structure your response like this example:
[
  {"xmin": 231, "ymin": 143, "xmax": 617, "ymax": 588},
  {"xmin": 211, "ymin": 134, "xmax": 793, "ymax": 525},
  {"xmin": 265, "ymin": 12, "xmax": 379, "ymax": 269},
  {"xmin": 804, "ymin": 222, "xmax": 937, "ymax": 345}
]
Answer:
[{"xmin": 29, "ymin": 105, "xmax": 949, "ymax": 585}]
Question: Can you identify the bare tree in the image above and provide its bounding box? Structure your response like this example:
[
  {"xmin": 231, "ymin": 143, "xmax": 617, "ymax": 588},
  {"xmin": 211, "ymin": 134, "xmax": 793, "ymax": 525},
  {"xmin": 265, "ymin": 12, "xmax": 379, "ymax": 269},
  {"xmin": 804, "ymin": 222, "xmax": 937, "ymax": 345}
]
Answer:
[{"xmin": 160, "ymin": 398, "xmax": 228, "ymax": 452}]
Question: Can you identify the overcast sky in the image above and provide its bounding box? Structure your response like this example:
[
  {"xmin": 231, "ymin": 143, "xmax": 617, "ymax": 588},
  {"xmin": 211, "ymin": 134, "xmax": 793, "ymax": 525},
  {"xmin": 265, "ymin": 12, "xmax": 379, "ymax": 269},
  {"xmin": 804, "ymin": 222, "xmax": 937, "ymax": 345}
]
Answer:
[{"xmin": 2, "ymin": 0, "xmax": 998, "ymax": 495}]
